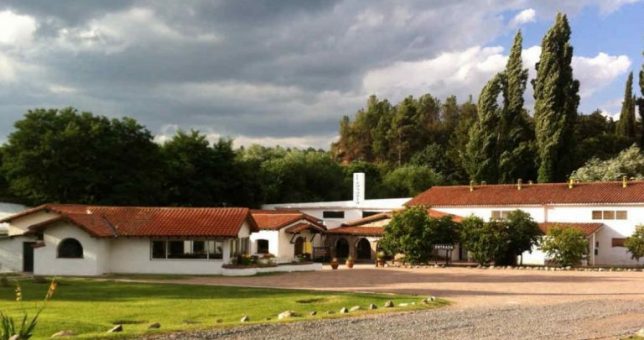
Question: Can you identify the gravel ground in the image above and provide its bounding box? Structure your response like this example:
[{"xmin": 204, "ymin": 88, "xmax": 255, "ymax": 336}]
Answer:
[{"xmin": 147, "ymin": 299, "xmax": 644, "ymax": 340}]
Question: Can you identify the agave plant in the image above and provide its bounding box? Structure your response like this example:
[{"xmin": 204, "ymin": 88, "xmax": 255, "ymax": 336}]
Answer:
[{"xmin": 0, "ymin": 278, "xmax": 57, "ymax": 340}]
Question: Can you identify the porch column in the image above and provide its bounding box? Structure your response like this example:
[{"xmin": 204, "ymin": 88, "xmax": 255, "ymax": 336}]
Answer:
[{"xmin": 222, "ymin": 240, "xmax": 231, "ymax": 264}]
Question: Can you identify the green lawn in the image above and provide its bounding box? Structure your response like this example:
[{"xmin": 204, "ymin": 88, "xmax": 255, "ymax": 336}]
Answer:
[{"xmin": 0, "ymin": 277, "xmax": 446, "ymax": 339}]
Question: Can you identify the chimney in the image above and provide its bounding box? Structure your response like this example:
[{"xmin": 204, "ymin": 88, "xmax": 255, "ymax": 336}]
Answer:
[
  {"xmin": 353, "ymin": 172, "xmax": 365, "ymax": 204},
  {"xmin": 622, "ymin": 176, "xmax": 627, "ymax": 188},
  {"xmin": 517, "ymin": 178, "xmax": 522, "ymax": 191},
  {"xmin": 469, "ymin": 180, "xmax": 474, "ymax": 192},
  {"xmin": 568, "ymin": 178, "xmax": 574, "ymax": 189}
]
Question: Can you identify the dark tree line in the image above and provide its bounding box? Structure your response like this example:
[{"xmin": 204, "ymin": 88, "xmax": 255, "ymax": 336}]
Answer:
[{"xmin": 333, "ymin": 13, "xmax": 644, "ymax": 185}]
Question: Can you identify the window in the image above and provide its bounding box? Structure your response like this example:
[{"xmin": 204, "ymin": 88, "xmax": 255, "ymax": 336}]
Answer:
[
  {"xmin": 491, "ymin": 211, "xmax": 510, "ymax": 220},
  {"xmin": 151, "ymin": 240, "xmax": 222, "ymax": 260},
  {"xmin": 612, "ymin": 238, "xmax": 626, "ymax": 247},
  {"xmin": 615, "ymin": 211, "xmax": 627, "ymax": 220},
  {"xmin": 592, "ymin": 210, "xmax": 628, "ymax": 220},
  {"xmin": 323, "ymin": 211, "xmax": 345, "ymax": 219},
  {"xmin": 362, "ymin": 211, "xmax": 380, "ymax": 218},
  {"xmin": 207, "ymin": 241, "xmax": 223, "ymax": 259},
  {"xmin": 257, "ymin": 239, "xmax": 269, "ymax": 254},
  {"xmin": 151, "ymin": 241, "xmax": 166, "ymax": 259},
  {"xmin": 57, "ymin": 238, "xmax": 83, "ymax": 258}
]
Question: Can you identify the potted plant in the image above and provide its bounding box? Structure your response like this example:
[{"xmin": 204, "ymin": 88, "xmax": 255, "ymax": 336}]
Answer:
[
  {"xmin": 330, "ymin": 257, "xmax": 339, "ymax": 270},
  {"xmin": 376, "ymin": 251, "xmax": 385, "ymax": 267},
  {"xmin": 345, "ymin": 256, "xmax": 354, "ymax": 269}
]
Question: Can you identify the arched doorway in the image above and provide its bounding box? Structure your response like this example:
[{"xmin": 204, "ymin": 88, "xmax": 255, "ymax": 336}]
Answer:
[
  {"xmin": 294, "ymin": 237, "xmax": 305, "ymax": 256},
  {"xmin": 356, "ymin": 238, "xmax": 371, "ymax": 260},
  {"xmin": 335, "ymin": 238, "xmax": 349, "ymax": 259}
]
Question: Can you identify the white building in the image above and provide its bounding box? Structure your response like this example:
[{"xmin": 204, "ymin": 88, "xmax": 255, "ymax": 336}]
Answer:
[
  {"xmin": 0, "ymin": 204, "xmax": 259, "ymax": 276},
  {"xmin": 249, "ymin": 210, "xmax": 326, "ymax": 263},
  {"xmin": 407, "ymin": 180, "xmax": 644, "ymax": 266},
  {"xmin": 263, "ymin": 173, "xmax": 409, "ymax": 229}
]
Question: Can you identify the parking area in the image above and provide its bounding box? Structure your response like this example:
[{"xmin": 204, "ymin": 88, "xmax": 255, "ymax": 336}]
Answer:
[{"xmin": 158, "ymin": 265, "xmax": 644, "ymax": 309}]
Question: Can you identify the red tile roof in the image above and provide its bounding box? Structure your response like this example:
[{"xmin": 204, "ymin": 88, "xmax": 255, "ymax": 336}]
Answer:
[
  {"xmin": 326, "ymin": 226, "xmax": 385, "ymax": 236},
  {"xmin": 341, "ymin": 212, "xmax": 392, "ymax": 227},
  {"xmin": 6, "ymin": 204, "xmax": 256, "ymax": 238},
  {"xmin": 407, "ymin": 181, "xmax": 644, "ymax": 207},
  {"xmin": 284, "ymin": 222, "xmax": 326, "ymax": 234},
  {"xmin": 251, "ymin": 210, "xmax": 324, "ymax": 230},
  {"xmin": 538, "ymin": 222, "xmax": 603, "ymax": 236},
  {"xmin": 427, "ymin": 209, "xmax": 463, "ymax": 223}
]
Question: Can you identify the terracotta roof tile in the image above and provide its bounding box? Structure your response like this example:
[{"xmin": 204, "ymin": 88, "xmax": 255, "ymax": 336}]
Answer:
[
  {"xmin": 8, "ymin": 204, "xmax": 255, "ymax": 238},
  {"xmin": 341, "ymin": 212, "xmax": 392, "ymax": 227},
  {"xmin": 326, "ymin": 226, "xmax": 384, "ymax": 236},
  {"xmin": 251, "ymin": 210, "xmax": 324, "ymax": 230},
  {"xmin": 407, "ymin": 181, "xmax": 644, "ymax": 207},
  {"xmin": 284, "ymin": 222, "xmax": 326, "ymax": 234},
  {"xmin": 427, "ymin": 209, "xmax": 463, "ymax": 223}
]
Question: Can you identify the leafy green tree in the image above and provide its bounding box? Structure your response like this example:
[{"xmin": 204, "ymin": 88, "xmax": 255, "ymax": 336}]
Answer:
[
  {"xmin": 533, "ymin": 13, "xmax": 580, "ymax": 182},
  {"xmin": 161, "ymin": 131, "xmax": 239, "ymax": 206},
  {"xmin": 498, "ymin": 31, "xmax": 536, "ymax": 183},
  {"xmin": 381, "ymin": 165, "xmax": 444, "ymax": 197},
  {"xmin": 380, "ymin": 206, "xmax": 458, "ymax": 264},
  {"xmin": 1, "ymin": 108, "xmax": 163, "ymax": 205},
  {"xmin": 540, "ymin": 226, "xmax": 588, "ymax": 267},
  {"xmin": 624, "ymin": 225, "xmax": 644, "ymax": 263},
  {"xmin": 500, "ymin": 210, "xmax": 542, "ymax": 265},
  {"xmin": 464, "ymin": 75, "xmax": 503, "ymax": 183},
  {"xmin": 459, "ymin": 216, "xmax": 508, "ymax": 265},
  {"xmin": 571, "ymin": 145, "xmax": 644, "ymax": 181},
  {"xmin": 616, "ymin": 72, "xmax": 636, "ymax": 140},
  {"xmin": 261, "ymin": 150, "xmax": 346, "ymax": 203}
]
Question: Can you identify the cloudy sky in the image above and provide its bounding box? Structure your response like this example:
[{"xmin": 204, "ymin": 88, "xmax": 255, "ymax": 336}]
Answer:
[{"xmin": 0, "ymin": 1, "xmax": 642, "ymax": 149}]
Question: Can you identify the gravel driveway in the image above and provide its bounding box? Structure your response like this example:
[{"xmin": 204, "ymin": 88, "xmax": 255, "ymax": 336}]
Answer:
[{"xmin": 143, "ymin": 266, "xmax": 644, "ymax": 339}]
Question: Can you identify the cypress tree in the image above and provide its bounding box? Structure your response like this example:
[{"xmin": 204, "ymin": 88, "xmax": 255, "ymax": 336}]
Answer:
[
  {"xmin": 532, "ymin": 13, "xmax": 580, "ymax": 183},
  {"xmin": 639, "ymin": 62, "xmax": 644, "ymax": 147},
  {"xmin": 464, "ymin": 74, "xmax": 503, "ymax": 183},
  {"xmin": 616, "ymin": 72, "xmax": 636, "ymax": 140},
  {"xmin": 498, "ymin": 31, "xmax": 535, "ymax": 183}
]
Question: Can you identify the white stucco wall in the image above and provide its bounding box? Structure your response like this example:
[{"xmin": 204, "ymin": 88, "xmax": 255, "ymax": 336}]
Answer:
[
  {"xmin": 33, "ymin": 222, "xmax": 110, "ymax": 276},
  {"xmin": 0, "ymin": 236, "xmax": 33, "ymax": 272},
  {"xmin": 108, "ymin": 238, "xmax": 227, "ymax": 275},
  {"xmin": 435, "ymin": 204, "xmax": 644, "ymax": 266},
  {"xmin": 250, "ymin": 223, "xmax": 325, "ymax": 264}
]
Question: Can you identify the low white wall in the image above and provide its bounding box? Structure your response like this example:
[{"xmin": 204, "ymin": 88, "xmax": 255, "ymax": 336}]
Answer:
[
  {"xmin": 109, "ymin": 238, "xmax": 227, "ymax": 275},
  {"xmin": 34, "ymin": 223, "xmax": 109, "ymax": 276},
  {"xmin": 222, "ymin": 262, "xmax": 322, "ymax": 276},
  {"xmin": 0, "ymin": 237, "xmax": 29, "ymax": 272}
]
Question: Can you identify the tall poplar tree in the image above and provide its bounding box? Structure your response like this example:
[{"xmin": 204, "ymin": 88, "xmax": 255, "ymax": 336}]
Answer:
[
  {"xmin": 498, "ymin": 31, "xmax": 535, "ymax": 183},
  {"xmin": 616, "ymin": 72, "xmax": 636, "ymax": 140},
  {"xmin": 532, "ymin": 13, "xmax": 580, "ymax": 183},
  {"xmin": 464, "ymin": 75, "xmax": 503, "ymax": 183},
  {"xmin": 639, "ymin": 61, "xmax": 644, "ymax": 147}
]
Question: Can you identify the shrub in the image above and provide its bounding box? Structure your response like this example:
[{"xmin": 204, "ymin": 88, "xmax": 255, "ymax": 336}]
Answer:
[
  {"xmin": 459, "ymin": 210, "xmax": 541, "ymax": 266},
  {"xmin": 459, "ymin": 216, "xmax": 507, "ymax": 265},
  {"xmin": 379, "ymin": 206, "xmax": 458, "ymax": 264},
  {"xmin": 624, "ymin": 225, "xmax": 644, "ymax": 263},
  {"xmin": 540, "ymin": 227, "xmax": 588, "ymax": 267}
]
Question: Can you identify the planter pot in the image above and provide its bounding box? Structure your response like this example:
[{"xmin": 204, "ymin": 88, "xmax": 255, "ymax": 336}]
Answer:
[
  {"xmin": 330, "ymin": 262, "xmax": 339, "ymax": 270},
  {"xmin": 346, "ymin": 261, "xmax": 354, "ymax": 269},
  {"xmin": 376, "ymin": 259, "xmax": 385, "ymax": 267}
]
